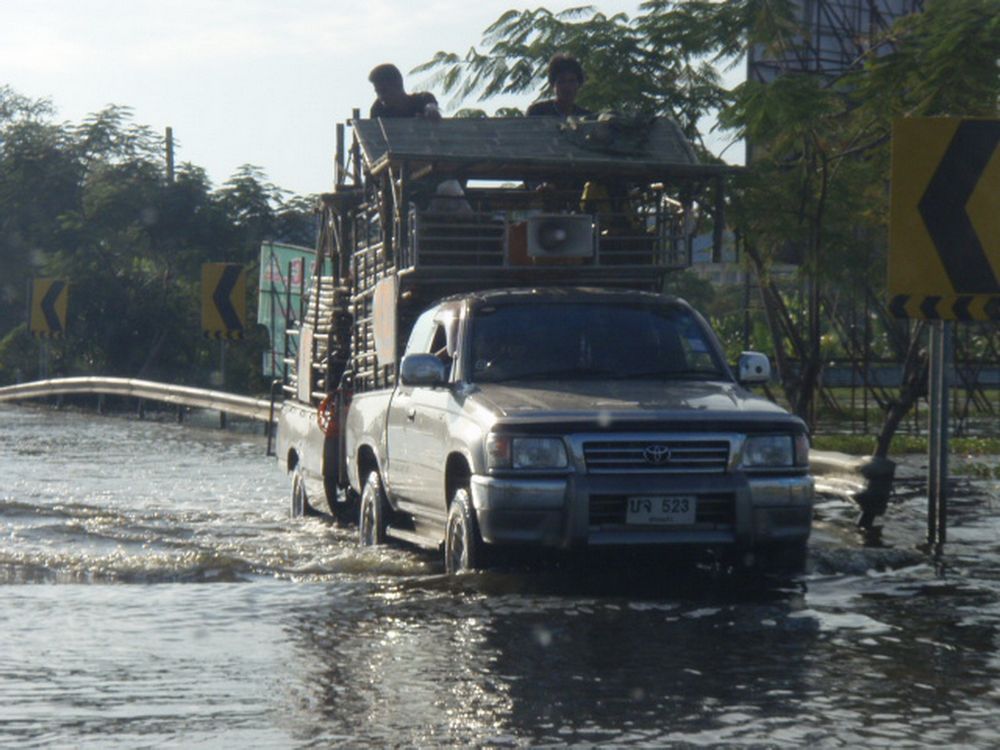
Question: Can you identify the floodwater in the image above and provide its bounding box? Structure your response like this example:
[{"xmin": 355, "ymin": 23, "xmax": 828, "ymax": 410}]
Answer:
[{"xmin": 2, "ymin": 403, "xmax": 999, "ymax": 748}]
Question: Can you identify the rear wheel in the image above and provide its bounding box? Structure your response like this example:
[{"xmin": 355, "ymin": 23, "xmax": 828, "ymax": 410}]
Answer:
[
  {"xmin": 291, "ymin": 467, "xmax": 308, "ymax": 518},
  {"xmin": 444, "ymin": 487, "xmax": 483, "ymax": 574},
  {"xmin": 359, "ymin": 471, "xmax": 388, "ymax": 546}
]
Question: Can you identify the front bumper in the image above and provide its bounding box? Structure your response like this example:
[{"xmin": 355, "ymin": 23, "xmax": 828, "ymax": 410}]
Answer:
[{"xmin": 470, "ymin": 472, "xmax": 813, "ymax": 551}]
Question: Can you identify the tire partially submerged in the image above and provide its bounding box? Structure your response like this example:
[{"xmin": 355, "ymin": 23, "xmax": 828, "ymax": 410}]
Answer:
[
  {"xmin": 359, "ymin": 471, "xmax": 388, "ymax": 546},
  {"xmin": 445, "ymin": 487, "xmax": 484, "ymax": 574},
  {"xmin": 290, "ymin": 467, "xmax": 308, "ymax": 519}
]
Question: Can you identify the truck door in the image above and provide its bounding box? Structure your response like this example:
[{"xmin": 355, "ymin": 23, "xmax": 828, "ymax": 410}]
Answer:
[
  {"xmin": 397, "ymin": 315, "xmax": 457, "ymax": 521},
  {"xmin": 385, "ymin": 308, "xmax": 436, "ymax": 506}
]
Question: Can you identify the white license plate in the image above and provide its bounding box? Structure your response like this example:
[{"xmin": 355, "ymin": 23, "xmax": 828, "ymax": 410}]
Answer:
[{"xmin": 626, "ymin": 495, "xmax": 697, "ymax": 525}]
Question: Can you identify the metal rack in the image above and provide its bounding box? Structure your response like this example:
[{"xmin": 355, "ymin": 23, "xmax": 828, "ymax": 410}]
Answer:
[{"xmin": 284, "ymin": 115, "xmax": 731, "ymax": 396}]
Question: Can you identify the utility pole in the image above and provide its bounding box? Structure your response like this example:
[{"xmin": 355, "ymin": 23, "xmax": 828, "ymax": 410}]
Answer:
[{"xmin": 165, "ymin": 126, "xmax": 175, "ymax": 183}]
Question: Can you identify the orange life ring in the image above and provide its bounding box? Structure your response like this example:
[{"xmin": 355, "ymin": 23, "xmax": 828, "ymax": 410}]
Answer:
[{"xmin": 317, "ymin": 395, "xmax": 337, "ymax": 437}]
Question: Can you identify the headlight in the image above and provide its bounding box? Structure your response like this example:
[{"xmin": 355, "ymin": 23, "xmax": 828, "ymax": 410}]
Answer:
[
  {"xmin": 486, "ymin": 435, "xmax": 568, "ymax": 470},
  {"xmin": 794, "ymin": 433, "xmax": 810, "ymax": 467},
  {"xmin": 742, "ymin": 435, "xmax": 795, "ymax": 468}
]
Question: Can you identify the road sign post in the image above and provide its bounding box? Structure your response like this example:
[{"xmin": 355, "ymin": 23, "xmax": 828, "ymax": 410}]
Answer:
[
  {"xmin": 926, "ymin": 322, "xmax": 950, "ymax": 549},
  {"xmin": 29, "ymin": 278, "xmax": 69, "ymax": 338},
  {"xmin": 201, "ymin": 263, "xmax": 246, "ymax": 416},
  {"xmin": 201, "ymin": 263, "xmax": 247, "ymax": 340},
  {"xmin": 29, "ymin": 278, "xmax": 69, "ymax": 380},
  {"xmin": 888, "ymin": 117, "xmax": 1000, "ymax": 551},
  {"xmin": 38, "ymin": 340, "xmax": 49, "ymax": 380}
]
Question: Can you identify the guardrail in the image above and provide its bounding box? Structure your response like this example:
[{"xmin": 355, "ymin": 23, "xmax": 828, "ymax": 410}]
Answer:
[
  {"xmin": 0, "ymin": 377, "xmax": 275, "ymax": 424},
  {"xmin": 3, "ymin": 376, "xmax": 893, "ymax": 525}
]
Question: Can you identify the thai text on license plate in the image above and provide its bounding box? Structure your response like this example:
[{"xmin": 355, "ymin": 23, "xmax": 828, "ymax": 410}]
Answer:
[{"xmin": 626, "ymin": 495, "xmax": 697, "ymax": 525}]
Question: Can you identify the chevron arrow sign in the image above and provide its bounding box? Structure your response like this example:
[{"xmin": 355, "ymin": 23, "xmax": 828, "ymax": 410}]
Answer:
[
  {"xmin": 201, "ymin": 263, "xmax": 246, "ymax": 339},
  {"xmin": 889, "ymin": 118, "xmax": 1000, "ymax": 320},
  {"xmin": 887, "ymin": 294, "xmax": 1000, "ymax": 322},
  {"xmin": 29, "ymin": 278, "xmax": 69, "ymax": 338}
]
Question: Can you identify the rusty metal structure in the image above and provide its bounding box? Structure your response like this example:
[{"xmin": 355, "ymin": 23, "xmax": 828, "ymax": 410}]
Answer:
[{"xmin": 285, "ymin": 114, "xmax": 730, "ymax": 403}]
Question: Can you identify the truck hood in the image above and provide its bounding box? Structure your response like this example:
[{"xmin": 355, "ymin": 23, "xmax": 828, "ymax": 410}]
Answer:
[{"xmin": 469, "ymin": 379, "xmax": 799, "ymax": 429}]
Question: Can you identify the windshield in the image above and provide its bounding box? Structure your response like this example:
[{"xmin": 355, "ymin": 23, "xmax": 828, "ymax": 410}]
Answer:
[{"xmin": 468, "ymin": 301, "xmax": 727, "ymax": 383}]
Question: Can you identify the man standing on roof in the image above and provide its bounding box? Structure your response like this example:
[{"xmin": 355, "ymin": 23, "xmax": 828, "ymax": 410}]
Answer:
[
  {"xmin": 369, "ymin": 63, "xmax": 442, "ymax": 121},
  {"xmin": 527, "ymin": 54, "xmax": 593, "ymax": 118}
]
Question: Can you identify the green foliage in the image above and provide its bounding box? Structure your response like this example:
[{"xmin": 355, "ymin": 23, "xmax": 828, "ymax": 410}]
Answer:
[
  {"xmin": 416, "ymin": 0, "xmax": 999, "ymax": 448},
  {"xmin": 0, "ymin": 90, "xmax": 315, "ymax": 392},
  {"xmin": 721, "ymin": 0, "xmax": 1000, "ymax": 278},
  {"xmin": 0, "ymin": 325, "xmax": 36, "ymax": 384},
  {"xmin": 858, "ymin": 0, "xmax": 1000, "ymax": 118},
  {"xmin": 452, "ymin": 108, "xmax": 488, "ymax": 119},
  {"xmin": 813, "ymin": 433, "xmax": 1000, "ymax": 458},
  {"xmin": 414, "ymin": 5, "xmax": 728, "ymax": 143},
  {"xmin": 955, "ymin": 460, "xmax": 1000, "ymax": 480},
  {"xmin": 662, "ymin": 270, "xmax": 715, "ymax": 310}
]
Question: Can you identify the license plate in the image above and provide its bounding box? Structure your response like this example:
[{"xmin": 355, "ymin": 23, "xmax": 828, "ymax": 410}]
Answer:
[{"xmin": 626, "ymin": 495, "xmax": 697, "ymax": 525}]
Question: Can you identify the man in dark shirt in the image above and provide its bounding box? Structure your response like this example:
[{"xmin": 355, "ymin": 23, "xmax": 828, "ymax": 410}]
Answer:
[
  {"xmin": 369, "ymin": 63, "xmax": 441, "ymax": 120},
  {"xmin": 526, "ymin": 54, "xmax": 592, "ymax": 118}
]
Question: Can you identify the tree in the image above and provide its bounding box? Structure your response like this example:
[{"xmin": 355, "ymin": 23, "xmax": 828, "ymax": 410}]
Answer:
[
  {"xmin": 0, "ymin": 90, "xmax": 79, "ymax": 335},
  {"xmin": 0, "ymin": 89, "xmax": 317, "ymax": 391},
  {"xmin": 672, "ymin": 0, "xmax": 998, "ymax": 451},
  {"xmin": 415, "ymin": 6, "xmax": 727, "ymax": 149},
  {"xmin": 846, "ymin": 0, "xmax": 1000, "ymax": 457},
  {"xmin": 415, "ymin": 0, "xmax": 1000, "ymax": 458}
]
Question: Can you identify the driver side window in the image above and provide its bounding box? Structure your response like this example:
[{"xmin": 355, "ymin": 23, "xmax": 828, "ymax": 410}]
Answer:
[
  {"xmin": 405, "ymin": 309, "xmax": 437, "ymax": 356},
  {"xmin": 429, "ymin": 323, "xmax": 454, "ymax": 374},
  {"xmin": 429, "ymin": 324, "xmax": 448, "ymax": 355}
]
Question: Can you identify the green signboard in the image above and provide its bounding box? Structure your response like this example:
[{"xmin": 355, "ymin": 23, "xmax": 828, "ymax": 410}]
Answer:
[{"xmin": 258, "ymin": 241, "xmax": 316, "ymax": 377}]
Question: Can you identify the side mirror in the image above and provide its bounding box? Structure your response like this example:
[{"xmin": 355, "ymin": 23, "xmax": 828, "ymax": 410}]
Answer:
[
  {"xmin": 400, "ymin": 353, "xmax": 448, "ymax": 387},
  {"xmin": 737, "ymin": 351, "xmax": 771, "ymax": 385}
]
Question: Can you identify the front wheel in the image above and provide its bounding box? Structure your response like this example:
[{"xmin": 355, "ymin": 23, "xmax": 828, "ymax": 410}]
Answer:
[
  {"xmin": 359, "ymin": 471, "xmax": 388, "ymax": 546},
  {"xmin": 761, "ymin": 540, "xmax": 808, "ymax": 574},
  {"xmin": 444, "ymin": 487, "xmax": 484, "ymax": 574}
]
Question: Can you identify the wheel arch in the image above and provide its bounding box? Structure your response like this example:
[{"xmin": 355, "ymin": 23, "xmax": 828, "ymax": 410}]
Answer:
[
  {"xmin": 356, "ymin": 443, "xmax": 380, "ymax": 490},
  {"xmin": 445, "ymin": 451, "xmax": 472, "ymax": 509}
]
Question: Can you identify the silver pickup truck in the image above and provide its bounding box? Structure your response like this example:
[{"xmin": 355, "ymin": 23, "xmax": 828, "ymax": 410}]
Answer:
[{"xmin": 345, "ymin": 286, "xmax": 813, "ymax": 573}]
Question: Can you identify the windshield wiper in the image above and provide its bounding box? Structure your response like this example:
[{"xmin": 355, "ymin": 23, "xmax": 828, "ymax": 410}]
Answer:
[
  {"xmin": 485, "ymin": 367, "xmax": 620, "ymax": 382},
  {"xmin": 614, "ymin": 369, "xmax": 725, "ymax": 380}
]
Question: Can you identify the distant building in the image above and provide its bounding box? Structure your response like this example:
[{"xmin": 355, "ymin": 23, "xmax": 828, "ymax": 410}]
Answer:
[
  {"xmin": 746, "ymin": 0, "xmax": 925, "ymax": 161},
  {"xmin": 694, "ymin": 1, "xmax": 924, "ymax": 281},
  {"xmin": 748, "ymin": 0, "xmax": 924, "ymax": 85},
  {"xmin": 747, "ymin": 0, "xmax": 923, "ymax": 167}
]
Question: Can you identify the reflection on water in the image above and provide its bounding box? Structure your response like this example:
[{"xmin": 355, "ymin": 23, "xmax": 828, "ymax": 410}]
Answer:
[
  {"xmin": 285, "ymin": 580, "xmax": 818, "ymax": 747},
  {"xmin": 1, "ymin": 403, "xmax": 999, "ymax": 747}
]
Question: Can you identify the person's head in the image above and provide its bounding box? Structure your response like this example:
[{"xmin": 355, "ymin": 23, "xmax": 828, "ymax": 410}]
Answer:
[
  {"xmin": 546, "ymin": 53, "xmax": 585, "ymax": 107},
  {"xmin": 369, "ymin": 63, "xmax": 407, "ymax": 107}
]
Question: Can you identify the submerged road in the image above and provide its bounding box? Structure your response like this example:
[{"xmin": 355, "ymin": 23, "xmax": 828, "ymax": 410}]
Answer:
[{"xmin": 1, "ymin": 403, "xmax": 999, "ymax": 747}]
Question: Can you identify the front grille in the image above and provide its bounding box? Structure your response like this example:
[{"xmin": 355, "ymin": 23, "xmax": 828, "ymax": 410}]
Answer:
[
  {"xmin": 583, "ymin": 439, "xmax": 730, "ymax": 474},
  {"xmin": 589, "ymin": 493, "xmax": 735, "ymax": 527}
]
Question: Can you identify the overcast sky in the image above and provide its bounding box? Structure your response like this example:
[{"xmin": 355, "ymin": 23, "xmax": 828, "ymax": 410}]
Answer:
[{"xmin": 1, "ymin": 1, "xmax": 743, "ymax": 198}]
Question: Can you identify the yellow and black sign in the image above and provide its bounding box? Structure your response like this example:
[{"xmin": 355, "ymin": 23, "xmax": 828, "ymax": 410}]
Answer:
[
  {"xmin": 889, "ymin": 117, "xmax": 1000, "ymax": 321},
  {"xmin": 29, "ymin": 278, "xmax": 69, "ymax": 338},
  {"xmin": 201, "ymin": 263, "xmax": 246, "ymax": 339}
]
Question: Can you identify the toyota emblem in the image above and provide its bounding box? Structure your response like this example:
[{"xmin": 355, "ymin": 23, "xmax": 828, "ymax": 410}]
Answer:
[{"xmin": 643, "ymin": 445, "xmax": 671, "ymax": 465}]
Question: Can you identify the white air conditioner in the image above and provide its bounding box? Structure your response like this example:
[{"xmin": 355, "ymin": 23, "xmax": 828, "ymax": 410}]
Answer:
[{"xmin": 526, "ymin": 215, "xmax": 595, "ymax": 258}]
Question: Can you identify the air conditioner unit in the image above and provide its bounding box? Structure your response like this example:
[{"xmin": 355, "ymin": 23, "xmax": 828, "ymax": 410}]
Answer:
[{"xmin": 526, "ymin": 215, "xmax": 595, "ymax": 258}]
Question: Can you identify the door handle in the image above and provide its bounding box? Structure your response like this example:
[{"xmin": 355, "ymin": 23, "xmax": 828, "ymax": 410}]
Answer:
[{"xmin": 407, "ymin": 408, "xmax": 416, "ymax": 421}]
